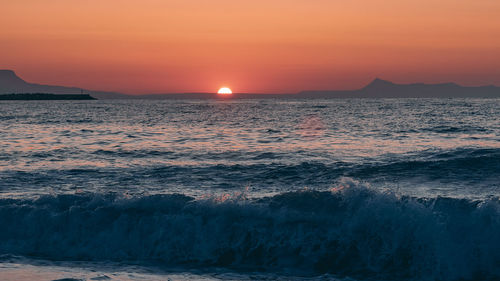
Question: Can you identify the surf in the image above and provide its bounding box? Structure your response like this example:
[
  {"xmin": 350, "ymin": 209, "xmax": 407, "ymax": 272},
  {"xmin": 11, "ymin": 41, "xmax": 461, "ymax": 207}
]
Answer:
[{"xmin": 1, "ymin": 180, "xmax": 499, "ymax": 280}]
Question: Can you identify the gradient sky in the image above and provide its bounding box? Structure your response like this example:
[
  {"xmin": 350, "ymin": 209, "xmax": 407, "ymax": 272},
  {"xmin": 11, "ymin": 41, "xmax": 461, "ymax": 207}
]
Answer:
[{"xmin": 1, "ymin": 0, "xmax": 499, "ymax": 94}]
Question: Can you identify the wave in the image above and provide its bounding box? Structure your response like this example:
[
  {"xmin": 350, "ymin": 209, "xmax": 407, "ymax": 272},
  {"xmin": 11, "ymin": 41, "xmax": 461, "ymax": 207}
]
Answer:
[
  {"xmin": 348, "ymin": 147, "xmax": 500, "ymax": 182},
  {"xmin": 0, "ymin": 180, "xmax": 499, "ymax": 280},
  {"xmin": 2, "ymin": 148, "xmax": 498, "ymax": 194},
  {"xmin": 407, "ymin": 125, "xmax": 492, "ymax": 134}
]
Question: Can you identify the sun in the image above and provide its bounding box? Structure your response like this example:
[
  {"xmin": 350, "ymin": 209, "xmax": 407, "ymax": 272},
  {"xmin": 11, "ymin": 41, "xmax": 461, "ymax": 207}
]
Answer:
[{"xmin": 217, "ymin": 87, "xmax": 232, "ymax": 95}]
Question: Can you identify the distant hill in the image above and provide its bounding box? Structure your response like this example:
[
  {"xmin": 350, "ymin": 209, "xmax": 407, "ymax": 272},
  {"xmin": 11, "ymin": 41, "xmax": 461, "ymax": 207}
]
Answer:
[
  {"xmin": 2, "ymin": 70, "xmax": 499, "ymax": 99},
  {"xmin": 298, "ymin": 78, "xmax": 500, "ymax": 98},
  {"xmin": 0, "ymin": 70, "xmax": 129, "ymax": 99}
]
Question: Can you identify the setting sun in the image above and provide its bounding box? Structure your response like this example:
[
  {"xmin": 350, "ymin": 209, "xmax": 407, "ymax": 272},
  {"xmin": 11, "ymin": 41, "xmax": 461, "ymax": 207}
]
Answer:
[{"xmin": 217, "ymin": 87, "xmax": 232, "ymax": 95}]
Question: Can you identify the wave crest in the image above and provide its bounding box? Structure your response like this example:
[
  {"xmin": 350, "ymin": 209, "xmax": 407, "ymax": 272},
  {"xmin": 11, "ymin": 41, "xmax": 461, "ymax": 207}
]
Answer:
[{"xmin": 1, "ymin": 181, "xmax": 499, "ymax": 280}]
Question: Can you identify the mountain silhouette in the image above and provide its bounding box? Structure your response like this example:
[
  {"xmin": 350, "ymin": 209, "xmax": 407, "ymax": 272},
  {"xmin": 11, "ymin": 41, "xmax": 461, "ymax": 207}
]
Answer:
[
  {"xmin": 1, "ymin": 70, "xmax": 499, "ymax": 99},
  {"xmin": 298, "ymin": 78, "xmax": 500, "ymax": 98},
  {"xmin": 0, "ymin": 70, "xmax": 128, "ymax": 99}
]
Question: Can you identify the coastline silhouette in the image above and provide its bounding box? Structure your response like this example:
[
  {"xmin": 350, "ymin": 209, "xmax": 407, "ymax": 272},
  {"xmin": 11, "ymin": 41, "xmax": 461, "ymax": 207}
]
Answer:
[{"xmin": 2, "ymin": 70, "xmax": 499, "ymax": 99}]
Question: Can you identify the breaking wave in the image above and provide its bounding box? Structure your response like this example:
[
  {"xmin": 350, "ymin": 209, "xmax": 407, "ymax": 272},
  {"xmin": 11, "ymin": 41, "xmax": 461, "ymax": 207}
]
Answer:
[{"xmin": 1, "ymin": 180, "xmax": 499, "ymax": 280}]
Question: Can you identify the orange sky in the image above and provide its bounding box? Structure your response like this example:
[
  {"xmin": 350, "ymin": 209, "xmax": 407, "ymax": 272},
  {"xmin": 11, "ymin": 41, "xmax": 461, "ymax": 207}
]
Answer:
[{"xmin": 1, "ymin": 0, "xmax": 499, "ymax": 94}]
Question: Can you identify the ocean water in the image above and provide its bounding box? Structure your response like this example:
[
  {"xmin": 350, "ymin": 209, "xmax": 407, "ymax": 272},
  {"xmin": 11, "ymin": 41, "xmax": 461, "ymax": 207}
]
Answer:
[{"xmin": 0, "ymin": 98, "xmax": 499, "ymax": 281}]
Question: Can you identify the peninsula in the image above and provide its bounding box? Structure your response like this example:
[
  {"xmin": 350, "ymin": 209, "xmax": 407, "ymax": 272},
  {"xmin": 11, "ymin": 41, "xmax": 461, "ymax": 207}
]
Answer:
[{"xmin": 0, "ymin": 93, "xmax": 96, "ymax": 100}]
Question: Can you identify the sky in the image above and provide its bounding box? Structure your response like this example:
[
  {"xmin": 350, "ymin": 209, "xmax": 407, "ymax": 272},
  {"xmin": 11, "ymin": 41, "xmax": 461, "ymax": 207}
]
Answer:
[{"xmin": 1, "ymin": 0, "xmax": 500, "ymax": 94}]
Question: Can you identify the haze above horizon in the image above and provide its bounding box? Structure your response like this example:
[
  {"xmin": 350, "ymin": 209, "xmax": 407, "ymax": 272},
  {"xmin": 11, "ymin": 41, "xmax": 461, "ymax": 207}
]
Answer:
[{"xmin": 1, "ymin": 0, "xmax": 499, "ymax": 94}]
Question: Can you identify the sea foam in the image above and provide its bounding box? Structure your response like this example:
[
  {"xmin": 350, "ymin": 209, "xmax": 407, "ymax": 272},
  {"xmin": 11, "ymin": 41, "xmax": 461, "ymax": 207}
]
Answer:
[{"xmin": 0, "ymin": 180, "xmax": 499, "ymax": 280}]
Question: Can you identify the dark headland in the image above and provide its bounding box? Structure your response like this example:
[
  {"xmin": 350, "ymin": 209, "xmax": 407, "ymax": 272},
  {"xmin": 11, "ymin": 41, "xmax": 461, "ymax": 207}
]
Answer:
[
  {"xmin": 0, "ymin": 70, "xmax": 123, "ymax": 99},
  {"xmin": 1, "ymin": 69, "xmax": 499, "ymax": 99},
  {"xmin": 0, "ymin": 93, "xmax": 95, "ymax": 100}
]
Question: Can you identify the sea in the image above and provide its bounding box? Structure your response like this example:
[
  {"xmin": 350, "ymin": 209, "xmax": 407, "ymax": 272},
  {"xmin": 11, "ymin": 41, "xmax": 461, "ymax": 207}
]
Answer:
[{"xmin": 0, "ymin": 98, "xmax": 499, "ymax": 281}]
